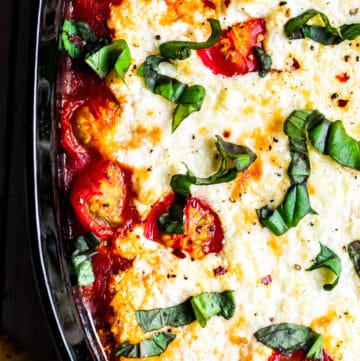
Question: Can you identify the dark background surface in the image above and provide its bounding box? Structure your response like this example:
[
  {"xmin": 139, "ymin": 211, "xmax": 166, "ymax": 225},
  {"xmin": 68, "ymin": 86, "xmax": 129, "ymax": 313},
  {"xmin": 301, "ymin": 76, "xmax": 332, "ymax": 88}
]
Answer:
[{"xmin": 0, "ymin": 0, "xmax": 60, "ymax": 359}]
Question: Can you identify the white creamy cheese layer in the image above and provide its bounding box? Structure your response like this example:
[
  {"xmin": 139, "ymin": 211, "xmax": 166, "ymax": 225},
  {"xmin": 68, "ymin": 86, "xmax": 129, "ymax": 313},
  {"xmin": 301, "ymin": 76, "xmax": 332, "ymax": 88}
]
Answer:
[{"xmin": 103, "ymin": 1, "xmax": 360, "ymax": 360}]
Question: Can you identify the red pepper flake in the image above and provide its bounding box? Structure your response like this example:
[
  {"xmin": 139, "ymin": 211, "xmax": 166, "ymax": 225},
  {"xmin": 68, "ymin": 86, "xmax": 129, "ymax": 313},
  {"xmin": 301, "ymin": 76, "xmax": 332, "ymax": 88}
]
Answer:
[
  {"xmin": 336, "ymin": 72, "xmax": 350, "ymax": 82},
  {"xmin": 337, "ymin": 99, "xmax": 349, "ymax": 108},
  {"xmin": 291, "ymin": 58, "xmax": 300, "ymax": 70},
  {"xmin": 225, "ymin": 0, "xmax": 231, "ymax": 7},
  {"xmin": 172, "ymin": 248, "xmax": 187, "ymax": 259},
  {"xmin": 261, "ymin": 274, "xmax": 272, "ymax": 285},
  {"xmin": 202, "ymin": 0, "xmax": 216, "ymax": 9},
  {"xmin": 222, "ymin": 130, "xmax": 231, "ymax": 138},
  {"xmin": 213, "ymin": 265, "xmax": 228, "ymax": 276}
]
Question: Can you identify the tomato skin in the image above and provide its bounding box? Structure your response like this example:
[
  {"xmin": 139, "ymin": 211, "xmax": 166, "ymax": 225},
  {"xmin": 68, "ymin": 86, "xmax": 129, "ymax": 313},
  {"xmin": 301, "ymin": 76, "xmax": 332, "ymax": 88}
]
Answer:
[
  {"xmin": 197, "ymin": 18, "xmax": 266, "ymax": 77},
  {"xmin": 269, "ymin": 350, "xmax": 334, "ymax": 361},
  {"xmin": 81, "ymin": 246, "xmax": 133, "ymax": 326},
  {"xmin": 69, "ymin": 158, "xmax": 132, "ymax": 239},
  {"xmin": 144, "ymin": 193, "xmax": 175, "ymax": 241},
  {"xmin": 144, "ymin": 193, "xmax": 224, "ymax": 259}
]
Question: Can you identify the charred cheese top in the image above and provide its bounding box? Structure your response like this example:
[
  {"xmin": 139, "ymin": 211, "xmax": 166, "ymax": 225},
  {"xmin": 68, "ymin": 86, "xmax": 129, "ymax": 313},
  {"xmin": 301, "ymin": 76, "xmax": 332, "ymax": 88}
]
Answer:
[{"xmin": 71, "ymin": 1, "xmax": 360, "ymax": 360}]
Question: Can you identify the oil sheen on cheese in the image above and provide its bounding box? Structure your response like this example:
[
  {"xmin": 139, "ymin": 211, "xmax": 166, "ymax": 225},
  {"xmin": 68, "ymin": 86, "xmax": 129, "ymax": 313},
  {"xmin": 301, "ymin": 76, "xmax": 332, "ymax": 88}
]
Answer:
[{"xmin": 93, "ymin": 1, "xmax": 360, "ymax": 360}]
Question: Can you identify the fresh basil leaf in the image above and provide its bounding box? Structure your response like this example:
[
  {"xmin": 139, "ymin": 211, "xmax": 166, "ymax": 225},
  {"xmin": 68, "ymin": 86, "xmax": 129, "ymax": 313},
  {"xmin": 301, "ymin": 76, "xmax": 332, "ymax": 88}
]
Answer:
[
  {"xmin": 348, "ymin": 241, "xmax": 360, "ymax": 279},
  {"xmin": 114, "ymin": 332, "xmax": 176, "ymax": 358},
  {"xmin": 161, "ymin": 136, "xmax": 256, "ymax": 235},
  {"xmin": 253, "ymin": 46, "xmax": 272, "ymax": 78},
  {"xmin": 216, "ymin": 135, "xmax": 257, "ymax": 172},
  {"xmin": 254, "ymin": 323, "xmax": 321, "ymax": 356},
  {"xmin": 306, "ymin": 334, "xmax": 324, "ymax": 360},
  {"xmin": 306, "ymin": 243, "xmax": 342, "ymax": 290},
  {"xmin": 159, "ymin": 18, "xmax": 221, "ymax": 60},
  {"xmin": 191, "ymin": 291, "xmax": 235, "ymax": 327},
  {"xmin": 285, "ymin": 9, "xmax": 341, "ymax": 45},
  {"xmin": 326, "ymin": 121, "xmax": 360, "ymax": 170},
  {"xmin": 279, "ymin": 183, "xmax": 313, "ymax": 227},
  {"xmin": 173, "ymin": 85, "xmax": 206, "ymax": 132},
  {"xmin": 71, "ymin": 233, "xmax": 100, "ymax": 286},
  {"xmin": 136, "ymin": 298, "xmax": 195, "ymax": 332},
  {"xmin": 158, "ymin": 193, "xmax": 186, "ymax": 234},
  {"xmin": 139, "ymin": 55, "xmax": 205, "ymax": 132},
  {"xmin": 257, "ymin": 184, "xmax": 313, "ymax": 236},
  {"xmin": 135, "ymin": 291, "xmax": 235, "ymax": 334},
  {"xmin": 283, "ymin": 109, "xmax": 311, "ymax": 142},
  {"xmin": 85, "ymin": 39, "xmax": 131, "ymax": 80},
  {"xmin": 285, "ymin": 9, "xmax": 360, "ymax": 45},
  {"xmin": 306, "ymin": 110, "xmax": 331, "ymax": 153},
  {"xmin": 60, "ymin": 19, "xmax": 98, "ymax": 59},
  {"xmin": 256, "ymin": 207, "xmax": 289, "ymax": 236},
  {"xmin": 340, "ymin": 23, "xmax": 360, "ymax": 40}
]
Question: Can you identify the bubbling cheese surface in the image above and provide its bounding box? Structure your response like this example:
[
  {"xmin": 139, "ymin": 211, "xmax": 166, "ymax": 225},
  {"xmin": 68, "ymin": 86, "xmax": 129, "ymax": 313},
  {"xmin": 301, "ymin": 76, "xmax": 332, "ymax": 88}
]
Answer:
[{"xmin": 103, "ymin": 1, "xmax": 360, "ymax": 360}]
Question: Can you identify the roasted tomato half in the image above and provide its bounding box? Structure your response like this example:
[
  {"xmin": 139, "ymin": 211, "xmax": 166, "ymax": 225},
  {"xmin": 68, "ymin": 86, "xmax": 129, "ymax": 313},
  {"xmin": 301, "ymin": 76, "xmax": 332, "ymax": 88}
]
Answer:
[
  {"xmin": 197, "ymin": 18, "xmax": 266, "ymax": 76},
  {"xmin": 70, "ymin": 159, "xmax": 133, "ymax": 239},
  {"xmin": 82, "ymin": 245, "xmax": 133, "ymax": 326},
  {"xmin": 269, "ymin": 350, "xmax": 333, "ymax": 361},
  {"xmin": 145, "ymin": 193, "xmax": 224, "ymax": 260},
  {"xmin": 61, "ymin": 83, "xmax": 119, "ymax": 161}
]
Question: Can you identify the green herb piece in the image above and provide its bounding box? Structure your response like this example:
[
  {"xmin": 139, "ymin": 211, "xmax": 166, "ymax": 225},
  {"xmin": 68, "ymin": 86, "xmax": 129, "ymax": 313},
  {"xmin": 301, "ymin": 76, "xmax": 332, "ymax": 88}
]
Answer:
[
  {"xmin": 138, "ymin": 55, "xmax": 205, "ymax": 132},
  {"xmin": 135, "ymin": 290, "xmax": 235, "ymax": 333},
  {"xmin": 191, "ymin": 291, "xmax": 235, "ymax": 328},
  {"xmin": 85, "ymin": 39, "xmax": 131, "ymax": 80},
  {"xmin": 348, "ymin": 240, "xmax": 360, "ymax": 279},
  {"xmin": 306, "ymin": 334, "xmax": 324, "ymax": 360},
  {"xmin": 326, "ymin": 121, "xmax": 360, "ymax": 169},
  {"xmin": 71, "ymin": 233, "xmax": 100, "ymax": 286},
  {"xmin": 114, "ymin": 332, "xmax": 175, "ymax": 358},
  {"xmin": 176, "ymin": 135, "xmax": 257, "ymax": 191},
  {"xmin": 135, "ymin": 298, "xmax": 195, "ymax": 332},
  {"xmin": 257, "ymin": 183, "xmax": 313, "ymax": 236},
  {"xmin": 306, "ymin": 110, "xmax": 360, "ymax": 170},
  {"xmin": 60, "ymin": 19, "xmax": 98, "ymax": 59},
  {"xmin": 285, "ymin": 9, "xmax": 360, "ymax": 45},
  {"xmin": 160, "ymin": 136, "xmax": 256, "ymax": 234},
  {"xmin": 253, "ymin": 46, "xmax": 272, "ymax": 77},
  {"xmin": 306, "ymin": 243, "xmax": 342, "ymax": 291},
  {"xmin": 159, "ymin": 18, "xmax": 221, "ymax": 60},
  {"xmin": 254, "ymin": 323, "xmax": 323, "ymax": 359}
]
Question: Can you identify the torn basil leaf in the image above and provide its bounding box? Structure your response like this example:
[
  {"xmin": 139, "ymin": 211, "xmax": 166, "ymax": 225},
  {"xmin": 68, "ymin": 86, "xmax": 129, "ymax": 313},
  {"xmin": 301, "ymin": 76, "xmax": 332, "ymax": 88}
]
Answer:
[
  {"xmin": 253, "ymin": 46, "xmax": 272, "ymax": 77},
  {"xmin": 114, "ymin": 332, "xmax": 175, "ymax": 358},
  {"xmin": 326, "ymin": 121, "xmax": 360, "ymax": 170},
  {"xmin": 258, "ymin": 108, "xmax": 360, "ymax": 235},
  {"xmin": 306, "ymin": 110, "xmax": 360, "ymax": 170},
  {"xmin": 306, "ymin": 243, "xmax": 342, "ymax": 291},
  {"xmin": 348, "ymin": 240, "xmax": 360, "ymax": 279},
  {"xmin": 180, "ymin": 135, "xmax": 257, "ymax": 189},
  {"xmin": 71, "ymin": 233, "xmax": 100, "ymax": 286},
  {"xmin": 254, "ymin": 323, "xmax": 323, "ymax": 358},
  {"xmin": 191, "ymin": 291, "xmax": 235, "ymax": 328},
  {"xmin": 159, "ymin": 18, "xmax": 221, "ymax": 60},
  {"xmin": 285, "ymin": 9, "xmax": 360, "ymax": 45},
  {"xmin": 85, "ymin": 39, "xmax": 131, "ymax": 81},
  {"xmin": 161, "ymin": 136, "xmax": 256, "ymax": 234},
  {"xmin": 306, "ymin": 334, "xmax": 324, "ymax": 360},
  {"xmin": 60, "ymin": 19, "xmax": 98, "ymax": 59},
  {"xmin": 257, "ymin": 183, "xmax": 314, "ymax": 236},
  {"xmin": 136, "ymin": 299, "xmax": 195, "ymax": 332},
  {"xmin": 138, "ymin": 55, "xmax": 205, "ymax": 132},
  {"xmin": 135, "ymin": 291, "xmax": 235, "ymax": 333}
]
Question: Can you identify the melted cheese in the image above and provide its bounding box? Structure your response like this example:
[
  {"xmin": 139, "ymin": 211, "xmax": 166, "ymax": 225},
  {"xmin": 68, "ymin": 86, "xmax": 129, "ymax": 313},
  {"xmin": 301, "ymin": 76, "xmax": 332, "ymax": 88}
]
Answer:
[{"xmin": 96, "ymin": 1, "xmax": 360, "ymax": 359}]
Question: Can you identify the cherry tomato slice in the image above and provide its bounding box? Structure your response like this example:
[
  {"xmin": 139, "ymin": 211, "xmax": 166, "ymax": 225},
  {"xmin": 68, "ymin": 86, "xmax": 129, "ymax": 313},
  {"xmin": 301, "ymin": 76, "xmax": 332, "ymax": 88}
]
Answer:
[
  {"xmin": 70, "ymin": 159, "xmax": 131, "ymax": 239},
  {"xmin": 269, "ymin": 350, "xmax": 333, "ymax": 361},
  {"xmin": 61, "ymin": 83, "xmax": 118, "ymax": 159},
  {"xmin": 144, "ymin": 194, "xmax": 224, "ymax": 260},
  {"xmin": 197, "ymin": 18, "xmax": 266, "ymax": 77}
]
